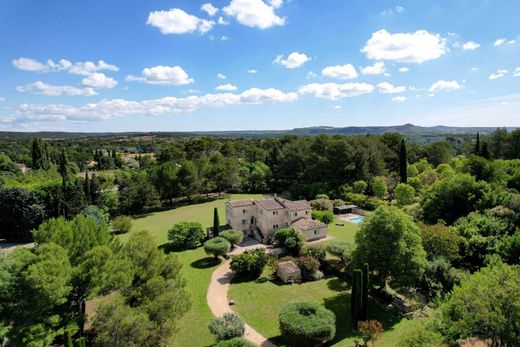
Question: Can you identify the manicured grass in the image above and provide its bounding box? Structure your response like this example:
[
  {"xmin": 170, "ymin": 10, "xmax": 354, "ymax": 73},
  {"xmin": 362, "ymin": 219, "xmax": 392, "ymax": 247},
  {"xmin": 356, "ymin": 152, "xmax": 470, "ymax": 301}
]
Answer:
[
  {"xmin": 327, "ymin": 220, "xmax": 359, "ymax": 244},
  {"xmin": 120, "ymin": 194, "xmax": 264, "ymax": 347},
  {"xmin": 228, "ymin": 272, "xmax": 417, "ymax": 347}
]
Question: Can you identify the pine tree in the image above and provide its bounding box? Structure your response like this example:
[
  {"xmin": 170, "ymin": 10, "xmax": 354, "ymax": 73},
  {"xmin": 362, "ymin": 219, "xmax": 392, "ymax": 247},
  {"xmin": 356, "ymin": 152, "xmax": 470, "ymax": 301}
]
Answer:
[
  {"xmin": 213, "ymin": 207, "xmax": 220, "ymax": 237},
  {"xmin": 361, "ymin": 263, "xmax": 369, "ymax": 321},
  {"xmin": 475, "ymin": 132, "xmax": 481, "ymax": 155},
  {"xmin": 399, "ymin": 139, "xmax": 407, "ymax": 183}
]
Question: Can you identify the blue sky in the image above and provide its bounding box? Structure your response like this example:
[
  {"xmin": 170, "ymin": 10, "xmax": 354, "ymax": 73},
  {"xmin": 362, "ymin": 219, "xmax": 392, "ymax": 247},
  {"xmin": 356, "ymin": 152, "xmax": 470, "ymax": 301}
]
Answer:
[{"xmin": 0, "ymin": 0, "xmax": 519, "ymax": 132}]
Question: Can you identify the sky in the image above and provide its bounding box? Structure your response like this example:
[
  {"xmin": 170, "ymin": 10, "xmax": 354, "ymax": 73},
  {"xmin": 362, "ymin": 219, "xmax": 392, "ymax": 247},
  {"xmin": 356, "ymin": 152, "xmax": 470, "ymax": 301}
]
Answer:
[{"xmin": 0, "ymin": 0, "xmax": 519, "ymax": 132}]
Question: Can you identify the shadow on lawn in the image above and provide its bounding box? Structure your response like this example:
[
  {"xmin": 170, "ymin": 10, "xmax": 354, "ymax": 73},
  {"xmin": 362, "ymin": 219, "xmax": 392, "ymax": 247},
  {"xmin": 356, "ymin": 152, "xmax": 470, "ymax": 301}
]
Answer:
[{"xmin": 190, "ymin": 257, "xmax": 222, "ymax": 269}]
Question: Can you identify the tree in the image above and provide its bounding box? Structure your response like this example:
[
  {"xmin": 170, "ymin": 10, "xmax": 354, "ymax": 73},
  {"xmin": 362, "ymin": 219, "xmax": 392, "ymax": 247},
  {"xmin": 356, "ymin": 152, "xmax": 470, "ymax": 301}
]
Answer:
[
  {"xmin": 178, "ymin": 160, "xmax": 201, "ymax": 200},
  {"xmin": 423, "ymin": 141, "xmax": 454, "ymax": 167},
  {"xmin": 352, "ymin": 206, "xmax": 426, "ymax": 289},
  {"xmin": 117, "ymin": 171, "xmax": 160, "ymax": 214},
  {"xmin": 0, "ymin": 187, "xmax": 46, "ymax": 242},
  {"xmin": 273, "ymin": 228, "xmax": 306, "ymax": 256},
  {"xmin": 111, "ymin": 215, "xmax": 133, "ymax": 234},
  {"xmin": 358, "ymin": 320, "xmax": 383, "ymax": 347},
  {"xmin": 353, "ymin": 180, "xmax": 368, "ymax": 194},
  {"xmin": 213, "ymin": 207, "xmax": 221, "ymax": 237},
  {"xmin": 474, "ymin": 131, "xmax": 480, "ymax": 155},
  {"xmin": 418, "ymin": 222, "xmax": 461, "ymax": 261},
  {"xmin": 394, "ymin": 183, "xmax": 415, "ymax": 206},
  {"xmin": 296, "ymin": 255, "xmax": 320, "ymax": 281},
  {"xmin": 371, "ymin": 177, "xmax": 387, "ymax": 199},
  {"xmin": 220, "ymin": 230, "xmax": 244, "ymax": 246},
  {"xmin": 150, "ymin": 162, "xmax": 179, "ymax": 203},
  {"xmin": 326, "ymin": 240, "xmax": 352, "ymax": 264},
  {"xmin": 351, "ymin": 269, "xmax": 362, "ymax": 327},
  {"xmin": 83, "ymin": 171, "xmax": 91, "ymax": 203},
  {"xmin": 31, "ymin": 138, "xmax": 50, "ymax": 170},
  {"xmin": 481, "ymin": 141, "xmax": 490, "ymax": 159},
  {"xmin": 400, "ymin": 139, "xmax": 408, "ymax": 183},
  {"xmin": 204, "ymin": 237, "xmax": 231, "ymax": 259},
  {"xmin": 230, "ymin": 249, "xmax": 268, "ymax": 279},
  {"xmin": 168, "ymin": 221, "xmax": 206, "ymax": 249},
  {"xmin": 311, "ymin": 210, "xmax": 335, "ymax": 224},
  {"xmin": 278, "ymin": 301, "xmax": 336, "ymax": 347},
  {"xmin": 438, "ymin": 262, "xmax": 520, "ymax": 346},
  {"xmin": 208, "ymin": 313, "xmax": 245, "ymax": 341}
]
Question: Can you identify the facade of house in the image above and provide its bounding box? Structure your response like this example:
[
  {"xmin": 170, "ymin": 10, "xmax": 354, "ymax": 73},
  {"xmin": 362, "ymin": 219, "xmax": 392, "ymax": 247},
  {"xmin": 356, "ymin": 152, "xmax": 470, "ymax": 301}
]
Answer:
[{"xmin": 225, "ymin": 196, "xmax": 328, "ymax": 243}]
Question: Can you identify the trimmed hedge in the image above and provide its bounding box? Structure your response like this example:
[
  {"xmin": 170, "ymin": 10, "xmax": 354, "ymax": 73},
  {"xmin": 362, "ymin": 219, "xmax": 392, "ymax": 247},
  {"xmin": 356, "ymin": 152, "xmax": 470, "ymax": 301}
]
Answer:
[
  {"xmin": 278, "ymin": 301, "xmax": 336, "ymax": 346},
  {"xmin": 230, "ymin": 249, "xmax": 268, "ymax": 279},
  {"xmin": 220, "ymin": 230, "xmax": 244, "ymax": 246},
  {"xmin": 208, "ymin": 313, "xmax": 245, "ymax": 341},
  {"xmin": 204, "ymin": 237, "xmax": 231, "ymax": 258},
  {"xmin": 215, "ymin": 337, "xmax": 255, "ymax": 347},
  {"xmin": 168, "ymin": 221, "xmax": 205, "ymax": 249}
]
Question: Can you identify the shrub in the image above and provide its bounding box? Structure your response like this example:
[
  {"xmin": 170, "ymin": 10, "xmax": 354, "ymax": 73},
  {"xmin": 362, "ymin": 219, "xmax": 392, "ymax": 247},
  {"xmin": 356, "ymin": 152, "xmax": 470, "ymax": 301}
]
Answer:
[
  {"xmin": 300, "ymin": 245, "xmax": 326, "ymax": 262},
  {"xmin": 315, "ymin": 194, "xmax": 329, "ymax": 200},
  {"xmin": 230, "ymin": 249, "xmax": 268, "ymax": 279},
  {"xmin": 332, "ymin": 199, "xmax": 345, "ymax": 206},
  {"xmin": 278, "ymin": 301, "xmax": 335, "ymax": 346},
  {"xmin": 326, "ymin": 240, "xmax": 352, "ymax": 263},
  {"xmin": 353, "ymin": 180, "xmax": 368, "ymax": 194},
  {"xmin": 371, "ymin": 176, "xmax": 388, "ymax": 198},
  {"xmin": 215, "ymin": 337, "xmax": 255, "ymax": 347},
  {"xmin": 111, "ymin": 215, "xmax": 133, "ymax": 234},
  {"xmin": 310, "ymin": 199, "xmax": 333, "ymax": 211},
  {"xmin": 296, "ymin": 256, "xmax": 320, "ymax": 281},
  {"xmin": 394, "ymin": 183, "xmax": 415, "ymax": 206},
  {"xmin": 273, "ymin": 228, "xmax": 306, "ymax": 256},
  {"xmin": 208, "ymin": 313, "xmax": 245, "ymax": 341},
  {"xmin": 220, "ymin": 230, "xmax": 244, "ymax": 246},
  {"xmin": 312, "ymin": 210, "xmax": 334, "ymax": 224},
  {"xmin": 168, "ymin": 221, "xmax": 206, "ymax": 249},
  {"xmin": 204, "ymin": 237, "xmax": 231, "ymax": 258},
  {"xmin": 358, "ymin": 320, "xmax": 383, "ymax": 346}
]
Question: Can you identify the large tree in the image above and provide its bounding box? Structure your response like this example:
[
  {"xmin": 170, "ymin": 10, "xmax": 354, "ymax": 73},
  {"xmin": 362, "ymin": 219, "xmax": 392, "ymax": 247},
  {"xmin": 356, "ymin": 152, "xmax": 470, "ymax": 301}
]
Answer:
[
  {"xmin": 353, "ymin": 206, "xmax": 427, "ymax": 288},
  {"xmin": 399, "ymin": 139, "xmax": 408, "ymax": 183}
]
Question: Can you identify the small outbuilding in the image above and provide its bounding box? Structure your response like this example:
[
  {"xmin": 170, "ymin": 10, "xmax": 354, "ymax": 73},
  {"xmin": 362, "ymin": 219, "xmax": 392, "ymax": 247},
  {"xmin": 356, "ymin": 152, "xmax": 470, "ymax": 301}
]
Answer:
[
  {"xmin": 277, "ymin": 260, "xmax": 301, "ymax": 283},
  {"xmin": 333, "ymin": 204, "xmax": 358, "ymax": 215}
]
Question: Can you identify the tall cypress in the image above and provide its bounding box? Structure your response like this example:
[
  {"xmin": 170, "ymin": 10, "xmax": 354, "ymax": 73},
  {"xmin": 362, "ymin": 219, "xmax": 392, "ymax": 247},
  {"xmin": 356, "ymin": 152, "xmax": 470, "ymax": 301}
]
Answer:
[
  {"xmin": 399, "ymin": 139, "xmax": 407, "ymax": 183},
  {"xmin": 59, "ymin": 150, "xmax": 69, "ymax": 188},
  {"xmin": 65, "ymin": 330, "xmax": 73, "ymax": 347},
  {"xmin": 213, "ymin": 207, "xmax": 220, "ymax": 237},
  {"xmin": 351, "ymin": 269, "xmax": 363, "ymax": 328},
  {"xmin": 83, "ymin": 170, "xmax": 91, "ymax": 202},
  {"xmin": 31, "ymin": 138, "xmax": 41, "ymax": 169},
  {"xmin": 475, "ymin": 132, "xmax": 481, "ymax": 155},
  {"xmin": 481, "ymin": 142, "xmax": 490, "ymax": 159},
  {"xmin": 361, "ymin": 263, "xmax": 369, "ymax": 321}
]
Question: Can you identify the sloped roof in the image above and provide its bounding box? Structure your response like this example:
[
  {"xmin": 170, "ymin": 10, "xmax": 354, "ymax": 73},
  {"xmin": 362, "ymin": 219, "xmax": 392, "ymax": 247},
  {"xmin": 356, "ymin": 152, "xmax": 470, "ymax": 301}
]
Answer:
[
  {"xmin": 227, "ymin": 199, "xmax": 254, "ymax": 208},
  {"xmin": 276, "ymin": 197, "xmax": 310, "ymax": 211},
  {"xmin": 256, "ymin": 197, "xmax": 285, "ymax": 210},
  {"xmin": 277, "ymin": 260, "xmax": 300, "ymax": 275},
  {"xmin": 291, "ymin": 217, "xmax": 326, "ymax": 230}
]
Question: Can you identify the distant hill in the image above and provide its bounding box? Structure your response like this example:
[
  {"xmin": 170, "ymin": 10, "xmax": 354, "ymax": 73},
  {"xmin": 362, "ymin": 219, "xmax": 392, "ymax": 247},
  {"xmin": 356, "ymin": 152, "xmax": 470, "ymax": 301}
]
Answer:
[{"xmin": 0, "ymin": 124, "xmax": 515, "ymax": 141}]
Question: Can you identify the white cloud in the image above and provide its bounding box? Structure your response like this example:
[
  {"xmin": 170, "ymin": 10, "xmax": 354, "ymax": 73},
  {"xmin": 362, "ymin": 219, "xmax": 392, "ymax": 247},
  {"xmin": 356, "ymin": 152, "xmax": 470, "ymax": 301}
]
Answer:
[
  {"xmin": 12, "ymin": 58, "xmax": 118, "ymax": 75},
  {"xmin": 470, "ymin": 67, "xmax": 480, "ymax": 72},
  {"xmin": 322, "ymin": 64, "xmax": 357, "ymax": 80},
  {"xmin": 462, "ymin": 41, "xmax": 480, "ymax": 50},
  {"xmin": 494, "ymin": 38, "xmax": 506, "ymax": 46},
  {"xmin": 361, "ymin": 29, "xmax": 447, "ymax": 63},
  {"xmin": 247, "ymin": 69, "xmax": 258, "ymax": 74},
  {"xmin": 508, "ymin": 40, "xmax": 517, "ymax": 45},
  {"xmin": 81, "ymin": 73, "xmax": 118, "ymax": 89},
  {"xmin": 4, "ymin": 88, "xmax": 298, "ymax": 123},
  {"xmin": 360, "ymin": 62, "xmax": 385, "ymax": 75},
  {"xmin": 307, "ymin": 71, "xmax": 318, "ymax": 79},
  {"xmin": 396, "ymin": 6, "xmax": 405, "ymax": 13},
  {"xmin": 377, "ymin": 82, "xmax": 406, "ymax": 94},
  {"xmin": 514, "ymin": 67, "xmax": 520, "ymax": 77},
  {"xmin": 217, "ymin": 73, "xmax": 227, "ymax": 79},
  {"xmin": 215, "ymin": 83, "xmax": 238, "ymax": 91},
  {"xmin": 126, "ymin": 66, "xmax": 194, "ymax": 85},
  {"xmin": 223, "ymin": 0, "xmax": 285, "ymax": 29},
  {"xmin": 298, "ymin": 82, "xmax": 374, "ymax": 100},
  {"xmin": 398, "ymin": 67, "xmax": 409, "ymax": 72},
  {"xmin": 428, "ymin": 80, "xmax": 462, "ymax": 92},
  {"xmin": 333, "ymin": 105, "xmax": 342, "ymax": 109},
  {"xmin": 201, "ymin": 3, "xmax": 218, "ymax": 16},
  {"xmin": 391, "ymin": 96, "xmax": 406, "ymax": 102},
  {"xmin": 273, "ymin": 52, "xmax": 311, "ymax": 69},
  {"xmin": 489, "ymin": 69, "xmax": 508, "ymax": 80},
  {"xmin": 218, "ymin": 16, "xmax": 229, "ymax": 25},
  {"xmin": 147, "ymin": 8, "xmax": 214, "ymax": 34},
  {"xmin": 220, "ymin": 35, "xmax": 230, "ymax": 41},
  {"xmin": 382, "ymin": 6, "xmax": 405, "ymax": 16},
  {"xmin": 269, "ymin": 0, "xmax": 283, "ymax": 8},
  {"xmin": 16, "ymin": 81, "xmax": 97, "ymax": 97}
]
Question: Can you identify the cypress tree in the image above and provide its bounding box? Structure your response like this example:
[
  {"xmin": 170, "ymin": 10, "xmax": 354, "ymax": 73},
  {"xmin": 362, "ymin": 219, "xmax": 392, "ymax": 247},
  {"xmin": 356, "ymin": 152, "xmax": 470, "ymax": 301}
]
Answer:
[
  {"xmin": 399, "ymin": 139, "xmax": 407, "ymax": 183},
  {"xmin": 65, "ymin": 330, "xmax": 73, "ymax": 347},
  {"xmin": 213, "ymin": 207, "xmax": 220, "ymax": 237},
  {"xmin": 111, "ymin": 149, "xmax": 117, "ymax": 158},
  {"xmin": 475, "ymin": 132, "xmax": 480, "ymax": 155},
  {"xmin": 83, "ymin": 170, "xmax": 91, "ymax": 202},
  {"xmin": 90, "ymin": 173, "xmax": 100, "ymax": 204},
  {"xmin": 481, "ymin": 142, "xmax": 490, "ymax": 159},
  {"xmin": 361, "ymin": 263, "xmax": 369, "ymax": 321},
  {"xmin": 31, "ymin": 138, "xmax": 41, "ymax": 169},
  {"xmin": 59, "ymin": 150, "xmax": 69, "ymax": 188},
  {"xmin": 351, "ymin": 269, "xmax": 363, "ymax": 328}
]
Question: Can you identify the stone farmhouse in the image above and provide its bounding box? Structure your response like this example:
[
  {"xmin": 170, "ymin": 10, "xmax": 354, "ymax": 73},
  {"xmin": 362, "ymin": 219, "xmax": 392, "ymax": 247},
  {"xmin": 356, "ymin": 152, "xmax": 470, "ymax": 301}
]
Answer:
[{"xmin": 225, "ymin": 196, "xmax": 328, "ymax": 243}]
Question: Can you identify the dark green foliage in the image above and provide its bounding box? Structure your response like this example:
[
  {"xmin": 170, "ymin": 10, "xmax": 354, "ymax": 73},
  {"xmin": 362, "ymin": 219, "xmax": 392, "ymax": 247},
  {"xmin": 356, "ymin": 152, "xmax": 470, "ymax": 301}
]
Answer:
[
  {"xmin": 214, "ymin": 337, "xmax": 255, "ymax": 347},
  {"xmin": 361, "ymin": 263, "xmax": 369, "ymax": 321},
  {"xmin": 420, "ymin": 256, "xmax": 464, "ymax": 300},
  {"xmin": 168, "ymin": 221, "xmax": 206, "ymax": 249},
  {"xmin": 0, "ymin": 187, "xmax": 46, "ymax": 241},
  {"xmin": 400, "ymin": 139, "xmax": 408, "ymax": 183},
  {"xmin": 296, "ymin": 255, "xmax": 320, "ymax": 281},
  {"xmin": 111, "ymin": 215, "xmax": 133, "ymax": 234},
  {"xmin": 353, "ymin": 180, "xmax": 368, "ymax": 194},
  {"xmin": 117, "ymin": 170, "xmax": 160, "ymax": 214},
  {"xmin": 310, "ymin": 198, "xmax": 333, "ymax": 211},
  {"xmin": 208, "ymin": 313, "xmax": 245, "ymax": 341},
  {"xmin": 273, "ymin": 228, "xmax": 306, "ymax": 256},
  {"xmin": 204, "ymin": 237, "xmax": 231, "ymax": 258},
  {"xmin": 475, "ymin": 132, "xmax": 480, "ymax": 155},
  {"xmin": 83, "ymin": 171, "xmax": 91, "ymax": 202},
  {"xmin": 326, "ymin": 240, "xmax": 352, "ymax": 264},
  {"xmin": 311, "ymin": 210, "xmax": 335, "ymax": 224},
  {"xmin": 481, "ymin": 141, "xmax": 490, "ymax": 159},
  {"xmin": 418, "ymin": 222, "xmax": 461, "ymax": 261},
  {"xmin": 31, "ymin": 138, "xmax": 50, "ymax": 170},
  {"xmin": 351, "ymin": 269, "xmax": 362, "ymax": 327},
  {"xmin": 65, "ymin": 330, "xmax": 73, "ymax": 347},
  {"xmin": 300, "ymin": 244, "xmax": 326, "ymax": 262},
  {"xmin": 230, "ymin": 249, "xmax": 268, "ymax": 279},
  {"xmin": 278, "ymin": 301, "xmax": 335, "ymax": 347},
  {"xmin": 220, "ymin": 229, "xmax": 244, "ymax": 246},
  {"xmin": 213, "ymin": 207, "xmax": 221, "ymax": 237}
]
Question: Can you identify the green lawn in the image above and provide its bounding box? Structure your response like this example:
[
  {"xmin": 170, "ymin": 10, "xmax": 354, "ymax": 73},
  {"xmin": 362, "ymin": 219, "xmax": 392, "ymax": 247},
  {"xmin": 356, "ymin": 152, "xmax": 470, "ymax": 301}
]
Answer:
[{"xmin": 121, "ymin": 194, "xmax": 264, "ymax": 347}]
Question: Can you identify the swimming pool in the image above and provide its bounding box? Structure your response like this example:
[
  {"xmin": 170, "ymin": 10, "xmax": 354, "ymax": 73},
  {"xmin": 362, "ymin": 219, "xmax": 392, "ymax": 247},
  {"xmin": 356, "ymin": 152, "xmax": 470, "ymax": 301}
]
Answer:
[{"xmin": 350, "ymin": 216, "xmax": 364, "ymax": 223}]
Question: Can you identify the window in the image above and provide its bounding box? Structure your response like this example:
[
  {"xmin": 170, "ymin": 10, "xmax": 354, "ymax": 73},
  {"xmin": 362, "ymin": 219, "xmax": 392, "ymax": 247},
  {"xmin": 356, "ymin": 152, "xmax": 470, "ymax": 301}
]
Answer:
[
  {"xmin": 305, "ymin": 210, "xmax": 309, "ymax": 215},
  {"xmin": 293, "ymin": 212, "xmax": 298, "ymax": 217},
  {"xmin": 273, "ymin": 210, "xmax": 278, "ymax": 215},
  {"xmin": 273, "ymin": 224, "xmax": 279, "ymax": 229},
  {"xmin": 314, "ymin": 229, "xmax": 318, "ymax": 235},
  {"xmin": 242, "ymin": 209, "xmax": 247, "ymax": 214},
  {"xmin": 242, "ymin": 219, "xmax": 246, "ymax": 225}
]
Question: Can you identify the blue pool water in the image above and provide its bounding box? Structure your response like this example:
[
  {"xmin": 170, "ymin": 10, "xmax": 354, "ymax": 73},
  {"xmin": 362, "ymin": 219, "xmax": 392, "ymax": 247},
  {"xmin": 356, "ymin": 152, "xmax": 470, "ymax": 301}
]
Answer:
[{"xmin": 350, "ymin": 217, "xmax": 364, "ymax": 223}]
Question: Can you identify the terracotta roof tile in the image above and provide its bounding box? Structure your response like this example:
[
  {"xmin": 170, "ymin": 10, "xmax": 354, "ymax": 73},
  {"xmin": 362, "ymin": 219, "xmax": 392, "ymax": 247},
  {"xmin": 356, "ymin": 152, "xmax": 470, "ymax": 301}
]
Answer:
[
  {"xmin": 227, "ymin": 199, "xmax": 254, "ymax": 207},
  {"xmin": 291, "ymin": 217, "xmax": 326, "ymax": 230}
]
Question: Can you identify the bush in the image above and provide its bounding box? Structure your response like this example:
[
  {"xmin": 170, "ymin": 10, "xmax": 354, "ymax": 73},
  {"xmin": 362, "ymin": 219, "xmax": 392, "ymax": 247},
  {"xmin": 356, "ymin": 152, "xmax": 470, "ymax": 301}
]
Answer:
[
  {"xmin": 273, "ymin": 228, "xmax": 306, "ymax": 256},
  {"xmin": 278, "ymin": 301, "xmax": 335, "ymax": 346},
  {"xmin": 326, "ymin": 240, "xmax": 352, "ymax": 263},
  {"xmin": 204, "ymin": 237, "xmax": 231, "ymax": 258},
  {"xmin": 168, "ymin": 221, "xmax": 206, "ymax": 249},
  {"xmin": 353, "ymin": 180, "xmax": 368, "ymax": 194},
  {"xmin": 208, "ymin": 313, "xmax": 245, "ymax": 341},
  {"xmin": 300, "ymin": 245, "xmax": 326, "ymax": 262},
  {"xmin": 310, "ymin": 199, "xmax": 333, "ymax": 211},
  {"xmin": 111, "ymin": 215, "xmax": 133, "ymax": 234},
  {"xmin": 296, "ymin": 256, "xmax": 320, "ymax": 281},
  {"xmin": 358, "ymin": 320, "xmax": 383, "ymax": 346},
  {"xmin": 230, "ymin": 249, "xmax": 268, "ymax": 279},
  {"xmin": 215, "ymin": 337, "xmax": 255, "ymax": 347},
  {"xmin": 394, "ymin": 183, "xmax": 415, "ymax": 206},
  {"xmin": 311, "ymin": 210, "xmax": 334, "ymax": 224},
  {"xmin": 371, "ymin": 176, "xmax": 388, "ymax": 198},
  {"xmin": 220, "ymin": 230, "xmax": 244, "ymax": 246},
  {"xmin": 314, "ymin": 194, "xmax": 329, "ymax": 200}
]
